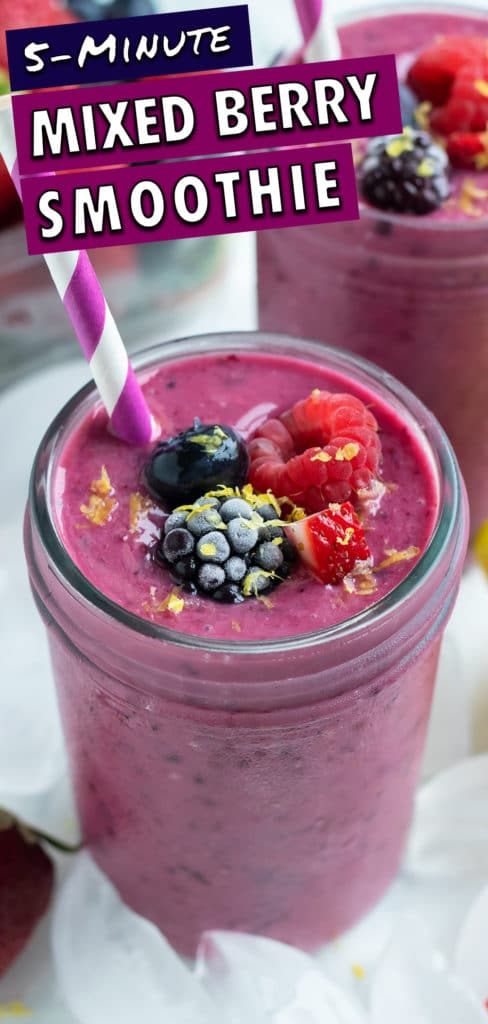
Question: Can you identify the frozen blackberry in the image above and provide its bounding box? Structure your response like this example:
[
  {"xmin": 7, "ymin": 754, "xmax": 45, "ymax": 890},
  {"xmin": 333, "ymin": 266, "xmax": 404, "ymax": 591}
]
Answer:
[
  {"xmin": 359, "ymin": 129, "xmax": 450, "ymax": 215},
  {"xmin": 155, "ymin": 488, "xmax": 295, "ymax": 603}
]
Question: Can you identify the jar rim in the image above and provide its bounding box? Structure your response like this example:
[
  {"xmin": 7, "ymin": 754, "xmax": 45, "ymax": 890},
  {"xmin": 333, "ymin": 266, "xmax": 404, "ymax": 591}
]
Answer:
[{"xmin": 29, "ymin": 331, "xmax": 466, "ymax": 657}]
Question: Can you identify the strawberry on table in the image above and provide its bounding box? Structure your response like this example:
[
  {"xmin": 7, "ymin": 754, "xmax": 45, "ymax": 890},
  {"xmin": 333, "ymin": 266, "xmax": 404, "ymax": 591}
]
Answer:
[
  {"xmin": 284, "ymin": 502, "xmax": 371, "ymax": 586},
  {"xmin": 0, "ymin": 812, "xmax": 54, "ymax": 978}
]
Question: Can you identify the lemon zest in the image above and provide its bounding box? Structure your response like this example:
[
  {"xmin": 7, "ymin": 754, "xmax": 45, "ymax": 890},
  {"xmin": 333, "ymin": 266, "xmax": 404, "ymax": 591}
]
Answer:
[
  {"xmin": 375, "ymin": 546, "xmax": 420, "ymax": 571},
  {"xmin": 80, "ymin": 465, "xmax": 116, "ymax": 526}
]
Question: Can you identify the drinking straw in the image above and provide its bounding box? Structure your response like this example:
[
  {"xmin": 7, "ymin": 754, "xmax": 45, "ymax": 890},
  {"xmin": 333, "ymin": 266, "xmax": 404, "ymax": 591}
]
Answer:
[
  {"xmin": 0, "ymin": 95, "xmax": 157, "ymax": 446},
  {"xmin": 294, "ymin": 0, "xmax": 341, "ymax": 61}
]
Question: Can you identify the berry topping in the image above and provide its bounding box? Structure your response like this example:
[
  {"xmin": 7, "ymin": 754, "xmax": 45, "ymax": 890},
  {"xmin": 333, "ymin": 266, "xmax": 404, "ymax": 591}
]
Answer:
[
  {"xmin": 284, "ymin": 503, "xmax": 371, "ymax": 586},
  {"xmin": 407, "ymin": 35, "xmax": 488, "ymax": 171},
  {"xmin": 359, "ymin": 129, "xmax": 450, "ymax": 214},
  {"xmin": 145, "ymin": 421, "xmax": 249, "ymax": 508},
  {"xmin": 156, "ymin": 485, "xmax": 299, "ymax": 603},
  {"xmin": 446, "ymin": 130, "xmax": 488, "ymax": 171},
  {"xmin": 407, "ymin": 35, "xmax": 487, "ymax": 107},
  {"xmin": 248, "ymin": 390, "xmax": 382, "ymax": 514}
]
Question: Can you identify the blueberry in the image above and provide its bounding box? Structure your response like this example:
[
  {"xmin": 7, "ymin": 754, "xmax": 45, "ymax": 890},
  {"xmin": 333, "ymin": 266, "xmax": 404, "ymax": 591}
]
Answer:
[
  {"xmin": 198, "ymin": 563, "xmax": 226, "ymax": 592},
  {"xmin": 281, "ymin": 538, "xmax": 298, "ymax": 563},
  {"xmin": 164, "ymin": 510, "xmax": 188, "ymax": 534},
  {"xmin": 224, "ymin": 556, "xmax": 247, "ymax": 582},
  {"xmin": 255, "ymin": 541, "xmax": 284, "ymax": 572},
  {"xmin": 213, "ymin": 583, "xmax": 245, "ymax": 604},
  {"xmin": 256, "ymin": 503, "xmax": 278, "ymax": 521},
  {"xmin": 220, "ymin": 498, "xmax": 253, "ymax": 522},
  {"xmin": 227, "ymin": 519, "xmax": 259, "ymax": 554},
  {"xmin": 144, "ymin": 421, "xmax": 250, "ymax": 507},
  {"xmin": 187, "ymin": 509, "xmax": 224, "ymax": 537},
  {"xmin": 162, "ymin": 529, "xmax": 194, "ymax": 563},
  {"xmin": 196, "ymin": 531, "xmax": 230, "ymax": 564},
  {"xmin": 259, "ymin": 524, "xmax": 284, "ymax": 542},
  {"xmin": 172, "ymin": 555, "xmax": 198, "ymax": 582},
  {"xmin": 243, "ymin": 567, "xmax": 273, "ymax": 595}
]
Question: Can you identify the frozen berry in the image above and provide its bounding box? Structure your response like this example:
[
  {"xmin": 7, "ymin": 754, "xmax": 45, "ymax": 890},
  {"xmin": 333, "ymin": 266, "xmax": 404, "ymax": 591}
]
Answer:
[
  {"xmin": 162, "ymin": 528, "xmax": 194, "ymax": 563},
  {"xmin": 198, "ymin": 563, "xmax": 226, "ymax": 592},
  {"xmin": 187, "ymin": 508, "xmax": 224, "ymax": 537},
  {"xmin": 248, "ymin": 390, "xmax": 382, "ymax": 514},
  {"xmin": 225, "ymin": 556, "xmax": 248, "ymax": 582},
  {"xmin": 145, "ymin": 421, "xmax": 249, "ymax": 507},
  {"xmin": 255, "ymin": 542, "xmax": 284, "ymax": 572},
  {"xmin": 196, "ymin": 531, "xmax": 231, "ymax": 564},
  {"xmin": 227, "ymin": 519, "xmax": 259, "ymax": 554},
  {"xmin": 155, "ymin": 488, "xmax": 295, "ymax": 602},
  {"xmin": 359, "ymin": 130, "xmax": 450, "ymax": 215},
  {"xmin": 285, "ymin": 502, "xmax": 371, "ymax": 585},
  {"xmin": 163, "ymin": 510, "xmax": 189, "ymax": 534},
  {"xmin": 220, "ymin": 498, "xmax": 254, "ymax": 522}
]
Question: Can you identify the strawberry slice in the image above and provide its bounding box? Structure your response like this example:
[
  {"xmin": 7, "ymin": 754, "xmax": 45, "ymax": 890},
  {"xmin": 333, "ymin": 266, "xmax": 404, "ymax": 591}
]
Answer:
[
  {"xmin": 284, "ymin": 502, "xmax": 371, "ymax": 585},
  {"xmin": 407, "ymin": 35, "xmax": 487, "ymax": 106}
]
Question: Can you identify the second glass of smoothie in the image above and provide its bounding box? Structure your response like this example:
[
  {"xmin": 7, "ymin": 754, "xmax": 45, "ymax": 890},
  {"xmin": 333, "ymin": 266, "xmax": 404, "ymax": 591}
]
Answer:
[
  {"xmin": 25, "ymin": 332, "xmax": 468, "ymax": 955},
  {"xmin": 258, "ymin": 2, "xmax": 488, "ymax": 536}
]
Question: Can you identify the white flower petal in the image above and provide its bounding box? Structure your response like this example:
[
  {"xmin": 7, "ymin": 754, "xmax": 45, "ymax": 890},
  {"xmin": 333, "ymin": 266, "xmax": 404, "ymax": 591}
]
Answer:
[
  {"xmin": 455, "ymin": 884, "xmax": 488, "ymax": 1005},
  {"xmin": 405, "ymin": 755, "xmax": 488, "ymax": 878},
  {"xmin": 197, "ymin": 931, "xmax": 366, "ymax": 1023},
  {"xmin": 52, "ymin": 853, "xmax": 218, "ymax": 1024},
  {"xmin": 371, "ymin": 913, "xmax": 486, "ymax": 1024}
]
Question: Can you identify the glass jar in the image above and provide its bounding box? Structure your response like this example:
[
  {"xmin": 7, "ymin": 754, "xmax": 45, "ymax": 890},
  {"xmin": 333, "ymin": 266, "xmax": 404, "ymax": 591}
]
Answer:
[
  {"xmin": 24, "ymin": 332, "xmax": 468, "ymax": 955},
  {"xmin": 258, "ymin": 2, "xmax": 488, "ymax": 536}
]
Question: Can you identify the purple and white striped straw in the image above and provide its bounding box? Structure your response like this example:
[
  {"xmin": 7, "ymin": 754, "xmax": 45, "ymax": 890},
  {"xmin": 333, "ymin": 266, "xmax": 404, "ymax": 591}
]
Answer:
[
  {"xmin": 0, "ymin": 95, "xmax": 157, "ymax": 447},
  {"xmin": 294, "ymin": 0, "xmax": 341, "ymax": 61}
]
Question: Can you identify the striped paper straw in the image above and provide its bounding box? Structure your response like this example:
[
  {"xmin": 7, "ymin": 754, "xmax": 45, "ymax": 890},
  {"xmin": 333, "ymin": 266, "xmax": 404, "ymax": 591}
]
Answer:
[
  {"xmin": 0, "ymin": 95, "xmax": 157, "ymax": 447},
  {"xmin": 294, "ymin": 0, "xmax": 341, "ymax": 61}
]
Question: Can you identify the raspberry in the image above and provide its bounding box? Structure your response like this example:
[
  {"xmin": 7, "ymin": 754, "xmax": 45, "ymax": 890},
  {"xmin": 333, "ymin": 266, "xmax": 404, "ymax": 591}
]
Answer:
[
  {"xmin": 284, "ymin": 503, "xmax": 371, "ymax": 586},
  {"xmin": 359, "ymin": 130, "xmax": 450, "ymax": 215},
  {"xmin": 430, "ymin": 63, "xmax": 488, "ymax": 136},
  {"xmin": 248, "ymin": 390, "xmax": 382, "ymax": 514},
  {"xmin": 407, "ymin": 35, "xmax": 487, "ymax": 106},
  {"xmin": 446, "ymin": 130, "xmax": 488, "ymax": 169}
]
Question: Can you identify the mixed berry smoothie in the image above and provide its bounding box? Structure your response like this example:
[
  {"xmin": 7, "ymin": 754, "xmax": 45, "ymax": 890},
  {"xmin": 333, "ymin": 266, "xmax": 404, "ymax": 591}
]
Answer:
[
  {"xmin": 258, "ymin": 6, "xmax": 488, "ymax": 535},
  {"xmin": 25, "ymin": 333, "xmax": 468, "ymax": 955}
]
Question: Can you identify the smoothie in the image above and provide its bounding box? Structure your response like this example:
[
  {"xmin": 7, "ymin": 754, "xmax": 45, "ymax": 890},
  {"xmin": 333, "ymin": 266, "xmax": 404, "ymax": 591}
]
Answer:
[
  {"xmin": 258, "ymin": 7, "xmax": 488, "ymax": 534},
  {"xmin": 25, "ymin": 333, "xmax": 468, "ymax": 955}
]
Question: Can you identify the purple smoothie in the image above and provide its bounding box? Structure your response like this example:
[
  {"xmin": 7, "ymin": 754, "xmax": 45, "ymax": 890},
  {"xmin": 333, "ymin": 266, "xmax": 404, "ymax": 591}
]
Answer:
[
  {"xmin": 258, "ymin": 7, "xmax": 488, "ymax": 535},
  {"xmin": 57, "ymin": 349, "xmax": 436, "ymax": 641},
  {"xmin": 25, "ymin": 333, "xmax": 468, "ymax": 955}
]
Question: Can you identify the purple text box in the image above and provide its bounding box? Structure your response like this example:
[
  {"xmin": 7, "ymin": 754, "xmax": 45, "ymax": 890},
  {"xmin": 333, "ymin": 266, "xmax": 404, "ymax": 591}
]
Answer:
[
  {"xmin": 7, "ymin": 6, "xmax": 253, "ymax": 91},
  {"xmin": 21, "ymin": 143, "xmax": 359, "ymax": 254},
  {"xmin": 13, "ymin": 54, "xmax": 401, "ymax": 176}
]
